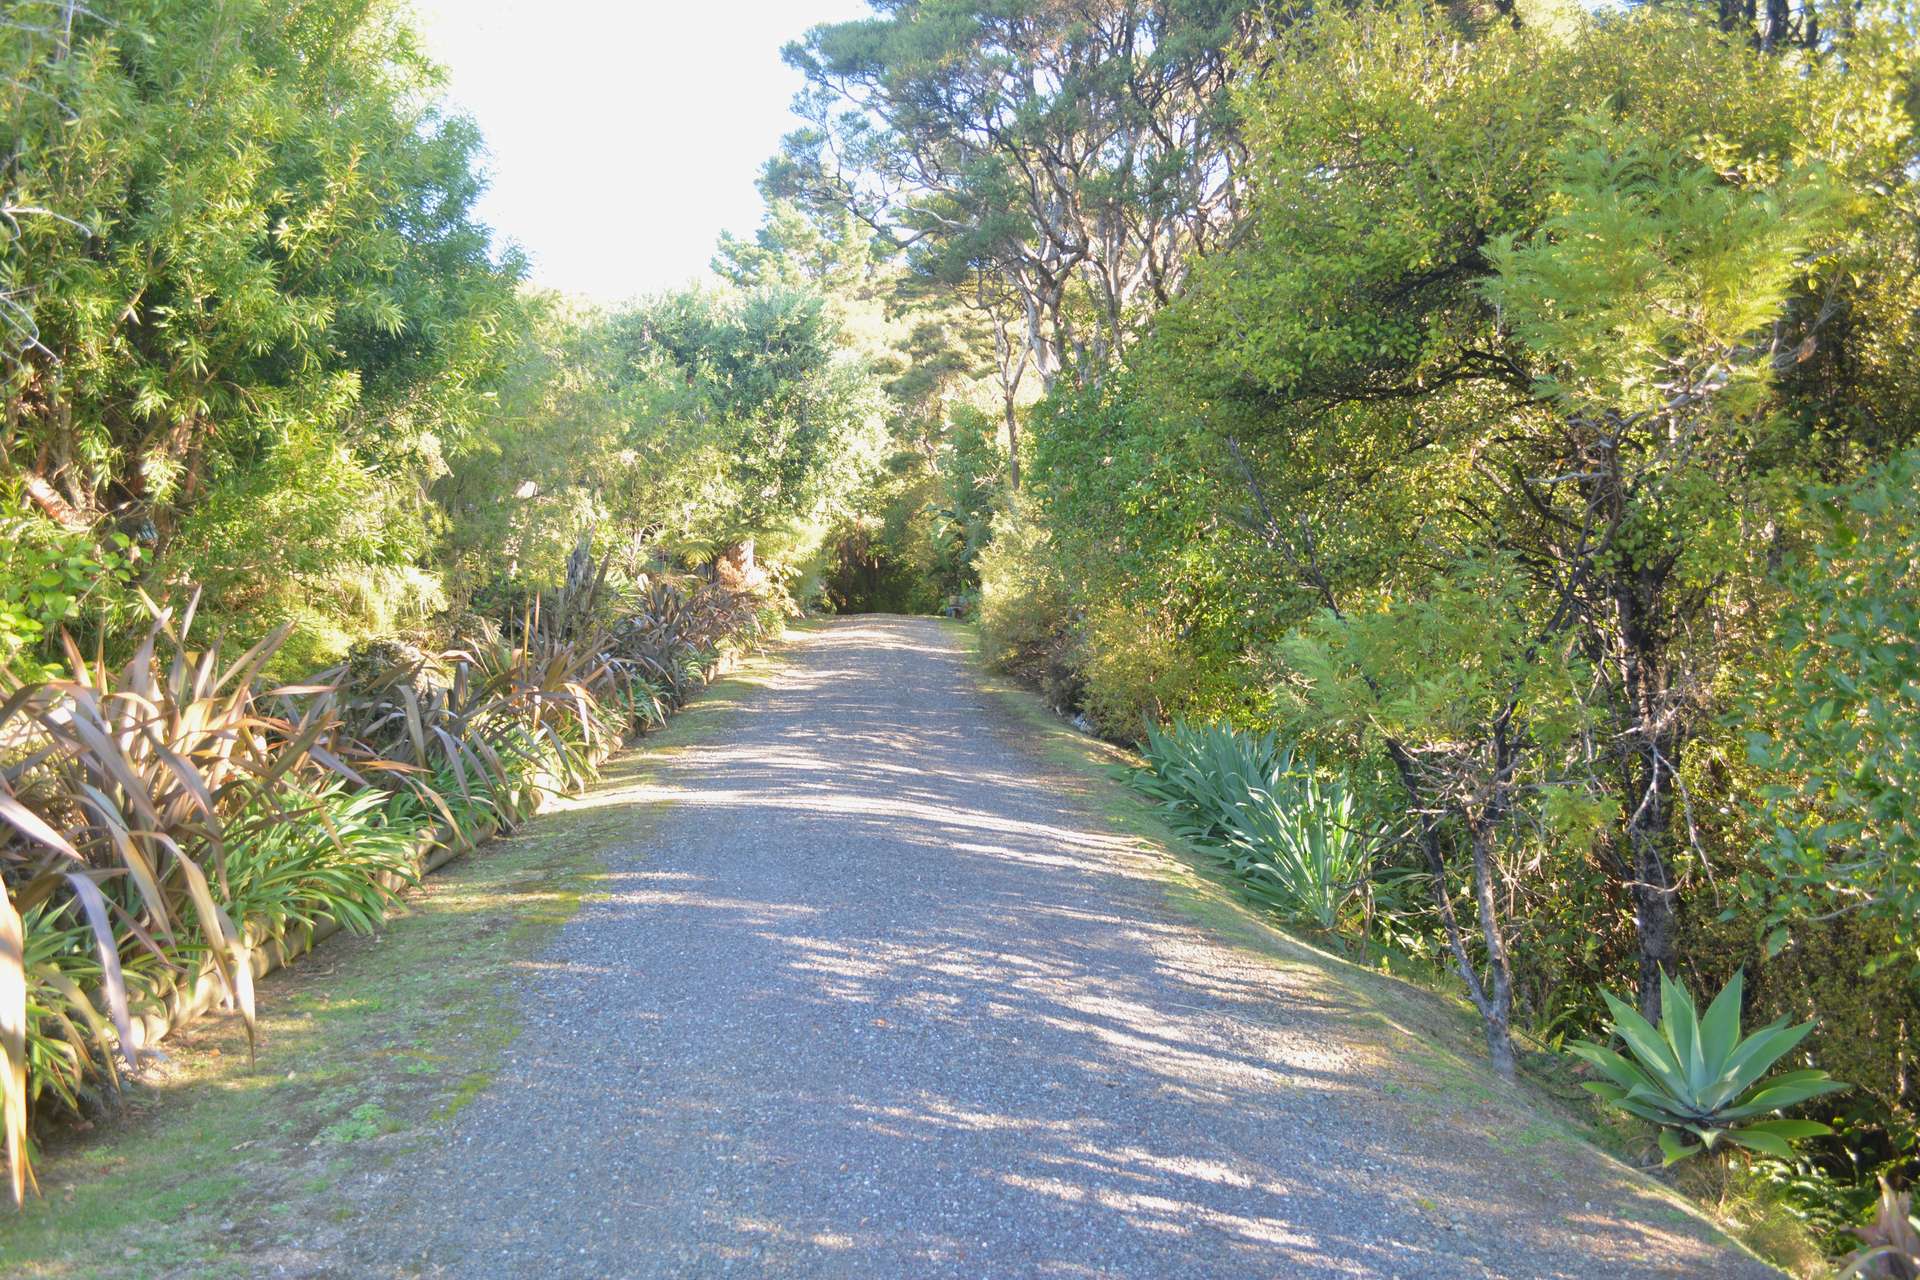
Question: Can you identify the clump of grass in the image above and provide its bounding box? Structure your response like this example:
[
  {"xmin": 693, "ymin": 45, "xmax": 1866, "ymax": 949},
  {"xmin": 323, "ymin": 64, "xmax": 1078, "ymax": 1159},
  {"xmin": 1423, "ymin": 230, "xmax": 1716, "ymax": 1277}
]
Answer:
[
  {"xmin": 224, "ymin": 782, "xmax": 422, "ymax": 940},
  {"xmin": 1670, "ymin": 1156, "xmax": 1831, "ymax": 1278},
  {"xmin": 1129, "ymin": 719, "xmax": 1382, "ymax": 933}
]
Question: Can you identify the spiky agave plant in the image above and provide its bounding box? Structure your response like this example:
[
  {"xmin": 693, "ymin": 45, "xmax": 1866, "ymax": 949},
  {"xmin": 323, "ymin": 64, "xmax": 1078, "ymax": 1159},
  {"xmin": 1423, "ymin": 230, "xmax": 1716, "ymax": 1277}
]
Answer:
[{"xmin": 1568, "ymin": 969, "xmax": 1846, "ymax": 1164}]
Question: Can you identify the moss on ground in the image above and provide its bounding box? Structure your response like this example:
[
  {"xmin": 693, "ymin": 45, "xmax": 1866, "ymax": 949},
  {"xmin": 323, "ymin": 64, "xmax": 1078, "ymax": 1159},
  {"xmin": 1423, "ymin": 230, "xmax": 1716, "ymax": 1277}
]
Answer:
[{"xmin": 0, "ymin": 636, "xmax": 794, "ymax": 1279}]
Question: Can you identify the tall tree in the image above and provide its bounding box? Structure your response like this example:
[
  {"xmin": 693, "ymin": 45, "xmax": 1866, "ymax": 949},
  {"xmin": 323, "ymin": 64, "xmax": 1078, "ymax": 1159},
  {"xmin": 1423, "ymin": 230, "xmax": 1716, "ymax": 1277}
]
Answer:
[
  {"xmin": 773, "ymin": 0, "xmax": 1264, "ymax": 404},
  {"xmin": 1074, "ymin": 0, "xmax": 1906, "ymax": 1029}
]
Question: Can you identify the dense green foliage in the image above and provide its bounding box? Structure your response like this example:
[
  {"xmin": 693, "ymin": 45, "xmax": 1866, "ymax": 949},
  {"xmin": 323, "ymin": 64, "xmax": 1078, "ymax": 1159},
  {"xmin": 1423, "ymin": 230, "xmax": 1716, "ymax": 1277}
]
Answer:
[
  {"xmin": 4, "ymin": 0, "xmax": 1917, "ymax": 1264},
  {"xmin": 767, "ymin": 0, "xmax": 1920, "ymax": 1253},
  {"xmin": 3, "ymin": 0, "xmax": 519, "ymax": 667},
  {"xmin": 1, "ymin": 1, "xmax": 883, "ymax": 663},
  {"xmin": 1748, "ymin": 451, "xmax": 1920, "ymax": 973},
  {"xmin": 0, "ymin": 0, "xmax": 825, "ymax": 1208}
]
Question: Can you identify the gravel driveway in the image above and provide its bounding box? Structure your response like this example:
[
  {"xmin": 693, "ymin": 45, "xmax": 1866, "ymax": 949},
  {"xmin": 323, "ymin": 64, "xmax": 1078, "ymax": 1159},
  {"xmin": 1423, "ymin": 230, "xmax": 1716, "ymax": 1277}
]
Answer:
[{"xmin": 332, "ymin": 616, "xmax": 1772, "ymax": 1279}]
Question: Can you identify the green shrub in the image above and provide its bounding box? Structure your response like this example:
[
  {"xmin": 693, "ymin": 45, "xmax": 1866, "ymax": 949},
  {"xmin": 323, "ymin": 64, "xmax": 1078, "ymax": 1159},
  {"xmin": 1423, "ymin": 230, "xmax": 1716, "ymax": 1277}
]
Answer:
[
  {"xmin": 224, "ymin": 782, "xmax": 423, "ymax": 941},
  {"xmin": 1747, "ymin": 449, "xmax": 1920, "ymax": 975},
  {"xmin": 1076, "ymin": 601, "xmax": 1220, "ymax": 740},
  {"xmin": 977, "ymin": 497, "xmax": 1077, "ymax": 707},
  {"xmin": 0, "ymin": 612, "xmax": 360, "ymax": 1199},
  {"xmin": 1132, "ymin": 720, "xmax": 1381, "ymax": 933},
  {"xmin": 0, "ymin": 509, "xmax": 139, "ymax": 680}
]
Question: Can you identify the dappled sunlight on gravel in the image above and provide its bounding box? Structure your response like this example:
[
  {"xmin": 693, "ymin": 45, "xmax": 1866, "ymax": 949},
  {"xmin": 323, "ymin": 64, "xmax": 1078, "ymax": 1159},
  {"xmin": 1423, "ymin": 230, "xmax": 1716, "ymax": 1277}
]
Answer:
[{"xmin": 315, "ymin": 617, "xmax": 1772, "ymax": 1280}]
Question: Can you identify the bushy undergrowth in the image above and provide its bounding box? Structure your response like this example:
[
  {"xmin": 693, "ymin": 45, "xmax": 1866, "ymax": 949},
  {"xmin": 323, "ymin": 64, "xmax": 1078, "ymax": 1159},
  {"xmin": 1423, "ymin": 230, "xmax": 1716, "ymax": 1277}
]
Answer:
[
  {"xmin": 975, "ymin": 499, "xmax": 1079, "ymax": 711},
  {"xmin": 1131, "ymin": 721, "xmax": 1380, "ymax": 934},
  {"xmin": 1133, "ymin": 716, "xmax": 1860, "ymax": 1248},
  {"xmin": 225, "ymin": 783, "xmax": 424, "ymax": 942},
  {"xmin": 0, "ymin": 563, "xmax": 784, "ymax": 1202},
  {"xmin": 966, "ymin": 4, "xmax": 1919, "ymax": 1258}
]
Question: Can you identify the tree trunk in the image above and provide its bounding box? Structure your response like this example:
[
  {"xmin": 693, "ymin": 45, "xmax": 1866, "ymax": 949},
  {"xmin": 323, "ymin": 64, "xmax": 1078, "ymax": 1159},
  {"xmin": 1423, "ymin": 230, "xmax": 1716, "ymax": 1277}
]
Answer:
[
  {"xmin": 1627, "ymin": 752, "xmax": 1681, "ymax": 1022},
  {"xmin": 1389, "ymin": 743, "xmax": 1520, "ymax": 1079},
  {"xmin": 1612, "ymin": 569, "xmax": 1684, "ymax": 1023},
  {"xmin": 1468, "ymin": 816, "xmax": 1519, "ymax": 1078},
  {"xmin": 1761, "ymin": 0, "xmax": 1790, "ymax": 48},
  {"xmin": 1003, "ymin": 395, "xmax": 1022, "ymax": 491}
]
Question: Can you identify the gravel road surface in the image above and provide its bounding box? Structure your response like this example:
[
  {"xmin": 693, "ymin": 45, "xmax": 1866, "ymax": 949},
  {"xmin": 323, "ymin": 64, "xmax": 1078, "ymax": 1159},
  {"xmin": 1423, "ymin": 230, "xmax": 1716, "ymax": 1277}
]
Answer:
[{"xmin": 329, "ymin": 616, "xmax": 1772, "ymax": 1279}]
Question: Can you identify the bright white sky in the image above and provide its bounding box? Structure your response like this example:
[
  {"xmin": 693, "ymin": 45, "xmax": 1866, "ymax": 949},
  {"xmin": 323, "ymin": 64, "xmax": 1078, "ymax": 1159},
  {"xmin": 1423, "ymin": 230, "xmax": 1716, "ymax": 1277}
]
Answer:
[{"xmin": 409, "ymin": 0, "xmax": 874, "ymax": 303}]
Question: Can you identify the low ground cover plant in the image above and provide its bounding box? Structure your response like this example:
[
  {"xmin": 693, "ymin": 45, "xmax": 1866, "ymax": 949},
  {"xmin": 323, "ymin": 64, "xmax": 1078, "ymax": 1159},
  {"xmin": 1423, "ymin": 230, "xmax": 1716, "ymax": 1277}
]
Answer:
[{"xmin": 1131, "ymin": 720, "xmax": 1381, "ymax": 934}]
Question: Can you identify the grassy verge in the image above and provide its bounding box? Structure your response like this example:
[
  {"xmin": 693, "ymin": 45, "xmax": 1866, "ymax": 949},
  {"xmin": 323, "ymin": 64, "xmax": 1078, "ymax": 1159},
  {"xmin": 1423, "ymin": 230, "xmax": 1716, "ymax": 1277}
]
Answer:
[
  {"xmin": 954, "ymin": 619, "xmax": 1810, "ymax": 1275},
  {"xmin": 0, "ymin": 638, "xmax": 794, "ymax": 1279}
]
